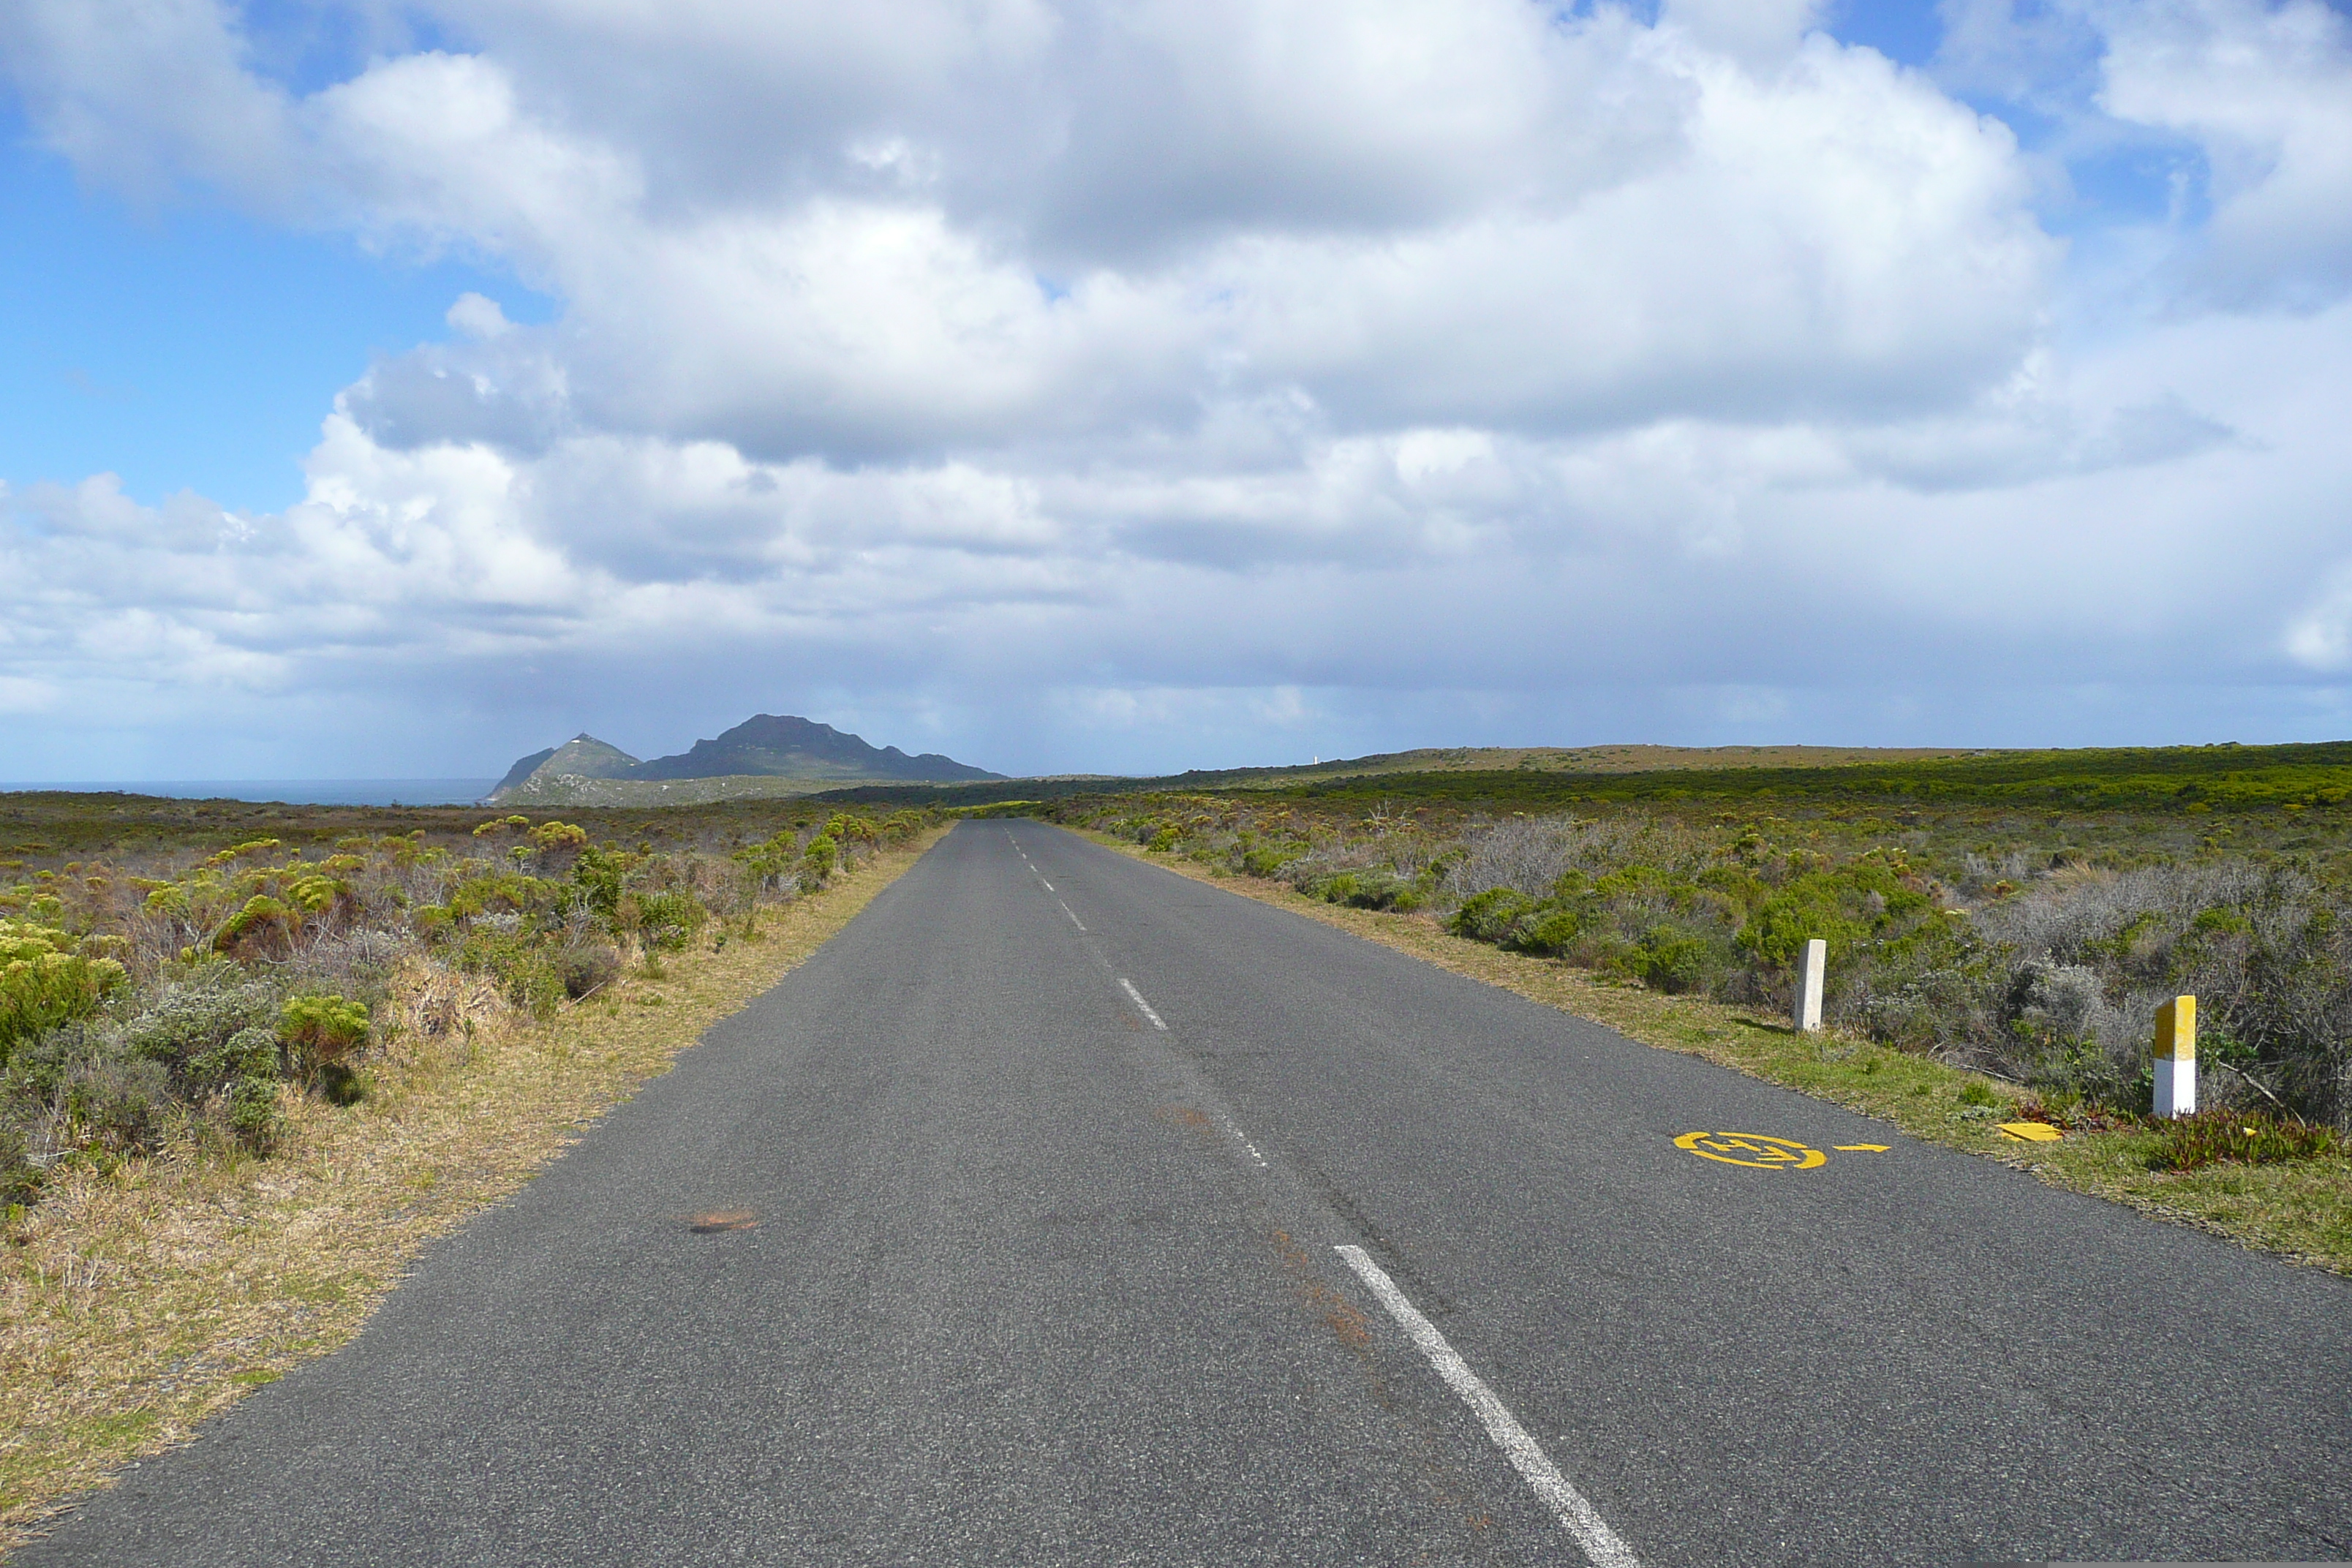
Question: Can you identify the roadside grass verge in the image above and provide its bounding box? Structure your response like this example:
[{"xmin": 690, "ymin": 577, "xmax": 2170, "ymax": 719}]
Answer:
[
  {"xmin": 1077, "ymin": 830, "xmax": 2352, "ymax": 1276},
  {"xmin": 0, "ymin": 826, "xmax": 946, "ymax": 1554}
]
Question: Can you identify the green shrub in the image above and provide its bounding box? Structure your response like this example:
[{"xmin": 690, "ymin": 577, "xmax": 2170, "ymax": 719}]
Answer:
[
  {"xmin": 447, "ymin": 872, "xmax": 554, "ymax": 920},
  {"xmin": 635, "ymin": 892, "xmax": 708, "ymax": 952},
  {"xmin": 193, "ymin": 1024, "xmax": 280, "ymax": 1086},
  {"xmin": 1240, "ymin": 841, "xmax": 1310, "ymax": 878},
  {"xmin": 279, "ymin": 994, "xmax": 369, "ymax": 1071},
  {"xmin": 799, "ymin": 836, "xmax": 839, "ymax": 891},
  {"xmin": 571, "ymin": 846, "xmax": 631, "ymax": 915},
  {"xmin": 0, "ymin": 920, "xmax": 127, "ymax": 1067},
  {"xmin": 214, "ymin": 893, "xmax": 291, "ymax": 952},
  {"xmin": 1512, "ymin": 907, "xmax": 1584, "ymax": 956},
  {"xmin": 122, "ymin": 970, "xmax": 279, "ymax": 1090},
  {"xmin": 1737, "ymin": 862, "xmax": 1930, "ymax": 970},
  {"xmin": 1450, "ymin": 888, "xmax": 1537, "ymax": 943},
  {"xmin": 1300, "ymin": 868, "xmax": 1423, "ymax": 911},
  {"xmin": 456, "ymin": 932, "xmax": 565, "ymax": 1016},
  {"xmin": 528, "ymin": 821, "xmax": 589, "ymax": 851},
  {"xmin": 1623, "ymin": 925, "xmax": 1716, "ymax": 994},
  {"xmin": 192, "ymin": 1024, "xmax": 293, "ymax": 1137},
  {"xmin": 227, "ymin": 1074, "xmax": 286, "ymax": 1145},
  {"xmin": 733, "ymin": 834, "xmax": 799, "ymax": 889}
]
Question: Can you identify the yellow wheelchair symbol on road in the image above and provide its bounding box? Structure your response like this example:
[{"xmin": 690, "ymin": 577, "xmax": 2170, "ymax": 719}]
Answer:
[
  {"xmin": 1675, "ymin": 1131, "xmax": 1824, "ymax": 1169},
  {"xmin": 1673, "ymin": 1131, "xmax": 1891, "ymax": 1168}
]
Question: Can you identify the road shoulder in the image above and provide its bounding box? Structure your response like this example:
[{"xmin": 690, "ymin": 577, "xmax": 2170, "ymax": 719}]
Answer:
[
  {"xmin": 0, "ymin": 827, "xmax": 949, "ymax": 1555},
  {"xmin": 1068, "ymin": 828, "xmax": 2352, "ymax": 1277}
]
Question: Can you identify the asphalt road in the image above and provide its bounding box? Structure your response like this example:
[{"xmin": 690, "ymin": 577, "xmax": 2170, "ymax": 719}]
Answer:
[{"xmin": 25, "ymin": 821, "xmax": 2351, "ymax": 1566}]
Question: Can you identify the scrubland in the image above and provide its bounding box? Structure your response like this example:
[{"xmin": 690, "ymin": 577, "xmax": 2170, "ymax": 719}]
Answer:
[
  {"xmin": 1054, "ymin": 771, "xmax": 2352, "ymax": 1267},
  {"xmin": 0, "ymin": 791, "xmax": 940, "ymax": 1545}
]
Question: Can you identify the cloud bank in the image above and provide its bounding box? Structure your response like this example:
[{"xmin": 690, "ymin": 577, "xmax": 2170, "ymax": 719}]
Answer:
[{"xmin": 4, "ymin": 0, "xmax": 2350, "ymax": 776}]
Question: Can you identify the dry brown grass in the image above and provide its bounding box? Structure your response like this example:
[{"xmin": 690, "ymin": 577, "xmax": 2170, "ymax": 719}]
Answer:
[
  {"xmin": 1085, "ymin": 833, "xmax": 2352, "ymax": 1275},
  {"xmin": 0, "ymin": 828, "xmax": 946, "ymax": 1553}
]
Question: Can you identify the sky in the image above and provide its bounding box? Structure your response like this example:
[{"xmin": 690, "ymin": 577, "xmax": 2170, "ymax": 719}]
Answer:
[{"xmin": 2, "ymin": 0, "xmax": 2350, "ymax": 781}]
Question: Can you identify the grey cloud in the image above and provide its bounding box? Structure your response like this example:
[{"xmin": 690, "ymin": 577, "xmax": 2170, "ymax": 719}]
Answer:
[
  {"xmin": 1842, "ymin": 390, "xmax": 2242, "ymax": 492},
  {"xmin": 2, "ymin": 0, "xmax": 2350, "ymax": 781},
  {"xmin": 344, "ymin": 338, "xmax": 573, "ymax": 454}
]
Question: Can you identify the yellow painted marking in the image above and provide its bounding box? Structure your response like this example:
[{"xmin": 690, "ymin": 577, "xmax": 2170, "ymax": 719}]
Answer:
[
  {"xmin": 1832, "ymin": 1144, "xmax": 1890, "ymax": 1152},
  {"xmin": 1673, "ymin": 1131, "xmax": 1827, "ymax": 1169},
  {"xmin": 1996, "ymin": 1122, "xmax": 2063, "ymax": 1142}
]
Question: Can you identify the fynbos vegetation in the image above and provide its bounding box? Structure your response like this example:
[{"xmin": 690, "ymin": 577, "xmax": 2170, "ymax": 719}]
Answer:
[
  {"xmin": 0, "ymin": 802, "xmax": 934, "ymax": 1207},
  {"xmin": 1056, "ymin": 790, "xmax": 2352, "ymax": 1136}
]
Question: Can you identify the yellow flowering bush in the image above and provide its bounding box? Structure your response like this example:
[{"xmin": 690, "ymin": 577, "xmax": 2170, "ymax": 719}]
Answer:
[{"xmin": 0, "ymin": 919, "xmax": 127, "ymax": 1065}]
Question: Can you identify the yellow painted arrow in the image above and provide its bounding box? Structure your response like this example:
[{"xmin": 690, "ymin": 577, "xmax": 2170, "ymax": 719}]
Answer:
[{"xmin": 1833, "ymin": 1144, "xmax": 1890, "ymax": 1152}]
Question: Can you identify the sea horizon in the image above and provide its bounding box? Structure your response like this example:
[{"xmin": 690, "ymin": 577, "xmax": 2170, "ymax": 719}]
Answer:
[{"xmin": 0, "ymin": 780, "xmax": 501, "ymax": 807}]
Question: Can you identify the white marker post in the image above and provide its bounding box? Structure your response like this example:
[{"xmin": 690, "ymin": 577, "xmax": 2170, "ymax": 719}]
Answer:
[
  {"xmin": 2152, "ymin": 995, "xmax": 2197, "ymax": 1118},
  {"xmin": 1793, "ymin": 938, "xmax": 1825, "ymax": 1033}
]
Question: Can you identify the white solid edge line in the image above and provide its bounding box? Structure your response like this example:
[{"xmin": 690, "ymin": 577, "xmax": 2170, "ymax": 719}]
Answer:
[
  {"xmin": 1117, "ymin": 977, "xmax": 1167, "ymax": 1030},
  {"xmin": 1333, "ymin": 1245, "xmax": 1640, "ymax": 1568}
]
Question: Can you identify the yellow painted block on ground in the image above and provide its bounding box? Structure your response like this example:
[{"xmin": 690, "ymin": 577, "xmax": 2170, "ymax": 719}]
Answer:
[{"xmin": 1997, "ymin": 1121, "xmax": 2063, "ymax": 1142}]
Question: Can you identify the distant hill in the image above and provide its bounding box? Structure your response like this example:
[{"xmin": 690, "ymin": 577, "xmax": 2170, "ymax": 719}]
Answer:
[
  {"xmin": 488, "ymin": 715, "xmax": 1000, "ymax": 804},
  {"xmin": 1142, "ymin": 744, "xmax": 1989, "ymax": 790},
  {"xmin": 628, "ymin": 714, "xmax": 997, "ymax": 783},
  {"xmin": 490, "ymin": 735, "xmax": 641, "ymax": 796}
]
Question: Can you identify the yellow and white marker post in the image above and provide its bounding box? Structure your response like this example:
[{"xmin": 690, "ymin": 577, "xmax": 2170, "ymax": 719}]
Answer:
[
  {"xmin": 1793, "ymin": 938, "xmax": 1826, "ymax": 1033},
  {"xmin": 2153, "ymin": 995, "xmax": 2197, "ymax": 1118}
]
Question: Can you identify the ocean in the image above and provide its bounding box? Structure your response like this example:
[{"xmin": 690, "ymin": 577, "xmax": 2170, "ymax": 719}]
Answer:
[{"xmin": 0, "ymin": 780, "xmax": 501, "ymax": 807}]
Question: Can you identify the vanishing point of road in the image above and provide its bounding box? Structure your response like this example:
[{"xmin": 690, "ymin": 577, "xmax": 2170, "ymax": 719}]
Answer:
[{"xmin": 23, "ymin": 822, "xmax": 2351, "ymax": 1565}]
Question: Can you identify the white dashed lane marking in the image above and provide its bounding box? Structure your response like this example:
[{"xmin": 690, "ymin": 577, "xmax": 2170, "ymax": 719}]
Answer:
[
  {"xmin": 1117, "ymin": 978, "xmax": 1167, "ymax": 1030},
  {"xmin": 1335, "ymin": 1246, "xmax": 1640, "ymax": 1568}
]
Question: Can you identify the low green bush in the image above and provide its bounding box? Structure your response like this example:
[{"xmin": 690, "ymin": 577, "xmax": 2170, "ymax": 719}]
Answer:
[
  {"xmin": 123, "ymin": 970, "xmax": 281, "ymax": 1092},
  {"xmin": 194, "ymin": 1024, "xmax": 280, "ymax": 1086},
  {"xmin": 1512, "ymin": 907, "xmax": 1584, "ymax": 956},
  {"xmin": 1449, "ymin": 887, "xmax": 1537, "ymax": 943},
  {"xmin": 799, "ymin": 835, "xmax": 839, "ymax": 891},
  {"xmin": 0, "ymin": 920, "xmax": 127, "ymax": 1067},
  {"xmin": 1240, "ymin": 841, "xmax": 1311, "ymax": 878},
  {"xmin": 635, "ymin": 891, "xmax": 708, "ymax": 952},
  {"xmin": 1621, "ymin": 924, "xmax": 1718, "ymax": 994},
  {"xmin": 456, "ymin": 931, "xmax": 565, "ymax": 1016},
  {"xmin": 227, "ymin": 1074, "xmax": 287, "ymax": 1140},
  {"xmin": 279, "ymin": 994, "xmax": 369, "ymax": 1068},
  {"xmin": 2148, "ymin": 1109, "xmax": 2337, "ymax": 1172},
  {"xmin": 0, "ymin": 801, "xmax": 943, "ymax": 1211},
  {"xmin": 1301, "ymin": 868, "xmax": 1426, "ymax": 911},
  {"xmin": 571, "ymin": 845, "xmax": 633, "ymax": 914}
]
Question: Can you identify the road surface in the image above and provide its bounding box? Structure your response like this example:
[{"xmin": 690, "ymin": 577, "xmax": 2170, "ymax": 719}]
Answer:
[{"xmin": 24, "ymin": 821, "xmax": 2351, "ymax": 1565}]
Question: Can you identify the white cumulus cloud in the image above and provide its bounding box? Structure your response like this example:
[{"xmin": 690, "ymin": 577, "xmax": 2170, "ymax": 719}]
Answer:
[{"xmin": 0, "ymin": 0, "xmax": 2347, "ymax": 776}]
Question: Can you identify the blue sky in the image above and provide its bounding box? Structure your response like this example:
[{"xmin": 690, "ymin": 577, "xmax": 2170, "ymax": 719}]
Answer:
[
  {"xmin": 0, "ymin": 109, "xmax": 546, "ymax": 514},
  {"xmin": 3, "ymin": 0, "xmax": 2350, "ymax": 780}
]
